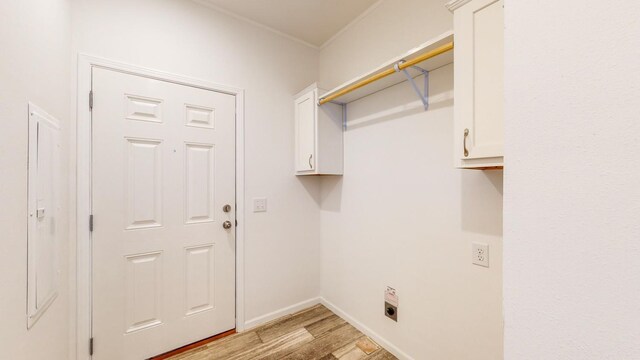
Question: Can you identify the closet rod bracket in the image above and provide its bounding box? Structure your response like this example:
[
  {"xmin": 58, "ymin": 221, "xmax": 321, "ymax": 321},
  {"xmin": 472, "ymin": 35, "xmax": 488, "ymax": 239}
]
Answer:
[{"xmin": 394, "ymin": 60, "xmax": 429, "ymax": 110}]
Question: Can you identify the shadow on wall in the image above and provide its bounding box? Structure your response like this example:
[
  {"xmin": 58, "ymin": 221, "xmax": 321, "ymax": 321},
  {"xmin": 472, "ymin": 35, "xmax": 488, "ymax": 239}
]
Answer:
[
  {"xmin": 461, "ymin": 170, "xmax": 503, "ymax": 236},
  {"xmin": 344, "ymin": 73, "xmax": 454, "ymax": 130},
  {"xmin": 296, "ymin": 175, "xmax": 323, "ymax": 206},
  {"xmin": 319, "ymin": 175, "xmax": 343, "ymax": 212}
]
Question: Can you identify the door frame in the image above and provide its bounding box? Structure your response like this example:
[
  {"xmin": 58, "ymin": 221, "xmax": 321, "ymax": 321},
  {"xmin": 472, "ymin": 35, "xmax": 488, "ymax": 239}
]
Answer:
[{"xmin": 75, "ymin": 54, "xmax": 246, "ymax": 359}]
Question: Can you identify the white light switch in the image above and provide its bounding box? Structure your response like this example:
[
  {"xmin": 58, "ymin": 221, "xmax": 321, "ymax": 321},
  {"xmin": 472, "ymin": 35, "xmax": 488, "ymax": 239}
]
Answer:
[{"xmin": 253, "ymin": 197, "xmax": 267, "ymax": 212}]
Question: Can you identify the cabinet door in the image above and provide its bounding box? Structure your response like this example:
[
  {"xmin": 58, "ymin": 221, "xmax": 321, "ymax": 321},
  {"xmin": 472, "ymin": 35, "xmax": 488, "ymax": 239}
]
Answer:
[
  {"xmin": 455, "ymin": 0, "xmax": 504, "ymax": 164},
  {"xmin": 295, "ymin": 89, "xmax": 316, "ymax": 172}
]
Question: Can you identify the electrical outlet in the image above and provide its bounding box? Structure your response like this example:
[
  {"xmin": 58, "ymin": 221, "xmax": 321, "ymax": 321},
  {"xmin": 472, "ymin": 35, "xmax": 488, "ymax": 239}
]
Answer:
[
  {"xmin": 472, "ymin": 242, "xmax": 489, "ymax": 267},
  {"xmin": 253, "ymin": 197, "xmax": 267, "ymax": 212},
  {"xmin": 385, "ymin": 302, "xmax": 397, "ymax": 322}
]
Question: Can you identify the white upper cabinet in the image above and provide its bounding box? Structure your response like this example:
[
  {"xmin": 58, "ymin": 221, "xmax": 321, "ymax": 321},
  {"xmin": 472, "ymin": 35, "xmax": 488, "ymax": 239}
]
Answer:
[
  {"xmin": 294, "ymin": 84, "xmax": 343, "ymax": 175},
  {"xmin": 448, "ymin": 0, "xmax": 504, "ymax": 169}
]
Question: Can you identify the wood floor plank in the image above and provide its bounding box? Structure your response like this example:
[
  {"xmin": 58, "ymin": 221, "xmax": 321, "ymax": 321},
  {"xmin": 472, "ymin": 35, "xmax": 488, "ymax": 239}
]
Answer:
[
  {"xmin": 305, "ymin": 314, "xmax": 347, "ymax": 338},
  {"xmin": 256, "ymin": 304, "xmax": 333, "ymax": 343},
  {"xmin": 167, "ymin": 305, "xmax": 397, "ymax": 360},
  {"xmin": 281, "ymin": 323, "xmax": 362, "ymax": 360},
  {"xmin": 180, "ymin": 331, "xmax": 262, "ymax": 360},
  {"xmin": 356, "ymin": 337, "xmax": 380, "ymax": 355},
  {"xmin": 167, "ymin": 346, "xmax": 207, "ymax": 360},
  {"xmin": 333, "ymin": 336, "xmax": 387, "ymax": 360},
  {"xmin": 332, "ymin": 336, "xmax": 365, "ymax": 358},
  {"xmin": 318, "ymin": 355, "xmax": 338, "ymax": 360},
  {"xmin": 364, "ymin": 349, "xmax": 397, "ymax": 360},
  {"xmin": 178, "ymin": 351, "xmax": 215, "ymax": 360},
  {"xmin": 153, "ymin": 330, "xmax": 236, "ymax": 359},
  {"xmin": 336, "ymin": 346, "xmax": 367, "ymax": 360},
  {"xmin": 226, "ymin": 328, "xmax": 314, "ymax": 360}
]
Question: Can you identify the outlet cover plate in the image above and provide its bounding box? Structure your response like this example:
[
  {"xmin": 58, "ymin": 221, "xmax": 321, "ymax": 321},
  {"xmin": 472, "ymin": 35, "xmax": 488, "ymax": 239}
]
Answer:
[
  {"xmin": 384, "ymin": 301, "xmax": 398, "ymax": 322},
  {"xmin": 253, "ymin": 197, "xmax": 267, "ymax": 212},
  {"xmin": 472, "ymin": 242, "xmax": 489, "ymax": 267}
]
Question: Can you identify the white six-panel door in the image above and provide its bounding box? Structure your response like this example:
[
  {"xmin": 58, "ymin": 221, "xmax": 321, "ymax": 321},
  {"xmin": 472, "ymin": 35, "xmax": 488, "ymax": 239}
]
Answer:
[{"xmin": 91, "ymin": 67, "xmax": 236, "ymax": 359}]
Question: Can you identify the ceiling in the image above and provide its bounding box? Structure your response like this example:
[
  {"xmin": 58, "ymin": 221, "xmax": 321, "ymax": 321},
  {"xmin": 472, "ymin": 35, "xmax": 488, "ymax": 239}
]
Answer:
[{"xmin": 199, "ymin": 0, "xmax": 380, "ymax": 47}]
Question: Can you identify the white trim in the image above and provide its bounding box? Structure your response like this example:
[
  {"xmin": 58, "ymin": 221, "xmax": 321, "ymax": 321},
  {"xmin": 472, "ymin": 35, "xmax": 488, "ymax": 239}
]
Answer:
[
  {"xmin": 243, "ymin": 297, "xmax": 321, "ymax": 330},
  {"xmin": 192, "ymin": 0, "xmax": 320, "ymax": 50},
  {"xmin": 445, "ymin": 0, "xmax": 474, "ymax": 12},
  {"xmin": 234, "ymin": 78, "xmax": 246, "ymax": 333},
  {"xmin": 320, "ymin": 297, "xmax": 414, "ymax": 360},
  {"xmin": 320, "ymin": 0, "xmax": 386, "ymax": 49},
  {"xmin": 75, "ymin": 54, "xmax": 246, "ymax": 359}
]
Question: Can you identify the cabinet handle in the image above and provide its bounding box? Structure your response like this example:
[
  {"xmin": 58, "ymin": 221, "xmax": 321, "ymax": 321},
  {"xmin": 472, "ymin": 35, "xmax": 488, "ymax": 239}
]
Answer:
[
  {"xmin": 308, "ymin": 154, "xmax": 313, "ymax": 169},
  {"xmin": 463, "ymin": 128, "xmax": 469, "ymax": 157}
]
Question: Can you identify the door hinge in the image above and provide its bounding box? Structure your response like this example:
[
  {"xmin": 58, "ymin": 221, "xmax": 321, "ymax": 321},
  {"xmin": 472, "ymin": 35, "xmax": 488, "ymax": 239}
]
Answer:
[
  {"xmin": 89, "ymin": 90, "xmax": 94, "ymax": 111},
  {"xmin": 89, "ymin": 337, "xmax": 94, "ymax": 355},
  {"xmin": 89, "ymin": 214, "xmax": 94, "ymax": 232}
]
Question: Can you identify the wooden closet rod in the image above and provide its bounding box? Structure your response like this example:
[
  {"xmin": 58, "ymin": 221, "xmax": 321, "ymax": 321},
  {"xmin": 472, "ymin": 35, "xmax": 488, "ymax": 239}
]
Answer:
[{"xmin": 318, "ymin": 41, "xmax": 454, "ymax": 105}]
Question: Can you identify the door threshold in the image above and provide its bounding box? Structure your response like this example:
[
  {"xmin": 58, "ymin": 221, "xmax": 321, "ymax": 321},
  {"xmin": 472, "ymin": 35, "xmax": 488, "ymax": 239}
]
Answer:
[{"xmin": 150, "ymin": 329, "xmax": 236, "ymax": 359}]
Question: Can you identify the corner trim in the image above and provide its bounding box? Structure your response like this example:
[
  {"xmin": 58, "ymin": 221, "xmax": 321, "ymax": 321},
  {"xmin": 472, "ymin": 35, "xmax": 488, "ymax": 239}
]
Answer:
[
  {"xmin": 320, "ymin": 0, "xmax": 386, "ymax": 49},
  {"xmin": 192, "ymin": 0, "xmax": 319, "ymax": 50}
]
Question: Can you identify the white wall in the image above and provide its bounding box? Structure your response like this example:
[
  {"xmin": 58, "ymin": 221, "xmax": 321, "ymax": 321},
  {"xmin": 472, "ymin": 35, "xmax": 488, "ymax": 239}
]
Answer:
[
  {"xmin": 0, "ymin": 0, "xmax": 72, "ymax": 359},
  {"xmin": 70, "ymin": 0, "xmax": 321, "ymax": 330},
  {"xmin": 503, "ymin": 1, "xmax": 640, "ymax": 359},
  {"xmin": 318, "ymin": 1, "xmax": 503, "ymax": 359},
  {"xmin": 319, "ymin": 0, "xmax": 452, "ymax": 89}
]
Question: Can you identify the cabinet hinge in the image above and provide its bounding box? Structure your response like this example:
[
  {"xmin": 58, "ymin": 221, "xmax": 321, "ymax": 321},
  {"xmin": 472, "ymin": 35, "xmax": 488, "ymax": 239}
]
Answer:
[
  {"xmin": 89, "ymin": 215, "xmax": 94, "ymax": 232},
  {"xmin": 89, "ymin": 337, "xmax": 94, "ymax": 355},
  {"xmin": 89, "ymin": 90, "xmax": 94, "ymax": 111}
]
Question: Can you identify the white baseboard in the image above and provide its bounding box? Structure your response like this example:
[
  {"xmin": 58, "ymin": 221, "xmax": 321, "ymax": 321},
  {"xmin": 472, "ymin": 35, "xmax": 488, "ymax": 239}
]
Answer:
[
  {"xmin": 243, "ymin": 297, "xmax": 321, "ymax": 330},
  {"xmin": 320, "ymin": 297, "xmax": 414, "ymax": 360}
]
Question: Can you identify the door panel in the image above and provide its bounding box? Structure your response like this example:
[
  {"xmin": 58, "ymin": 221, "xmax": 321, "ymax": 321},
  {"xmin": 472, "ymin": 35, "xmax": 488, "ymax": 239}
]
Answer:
[
  {"xmin": 92, "ymin": 67, "xmax": 236, "ymax": 360},
  {"xmin": 470, "ymin": 0, "xmax": 504, "ymax": 158},
  {"xmin": 125, "ymin": 138, "xmax": 163, "ymax": 229},
  {"xmin": 184, "ymin": 244, "xmax": 215, "ymax": 316},
  {"xmin": 184, "ymin": 143, "xmax": 215, "ymax": 224},
  {"xmin": 124, "ymin": 251, "xmax": 163, "ymax": 333},
  {"xmin": 295, "ymin": 89, "xmax": 316, "ymax": 172}
]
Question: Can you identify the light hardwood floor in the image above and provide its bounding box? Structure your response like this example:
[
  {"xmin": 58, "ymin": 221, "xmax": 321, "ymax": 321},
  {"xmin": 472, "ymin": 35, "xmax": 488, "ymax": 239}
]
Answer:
[{"xmin": 167, "ymin": 304, "xmax": 397, "ymax": 360}]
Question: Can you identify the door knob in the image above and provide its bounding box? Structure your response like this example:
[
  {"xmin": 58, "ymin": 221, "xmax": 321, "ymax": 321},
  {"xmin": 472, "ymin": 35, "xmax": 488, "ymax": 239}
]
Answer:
[
  {"xmin": 222, "ymin": 204, "xmax": 231, "ymax": 213},
  {"xmin": 222, "ymin": 220, "xmax": 232, "ymax": 230}
]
